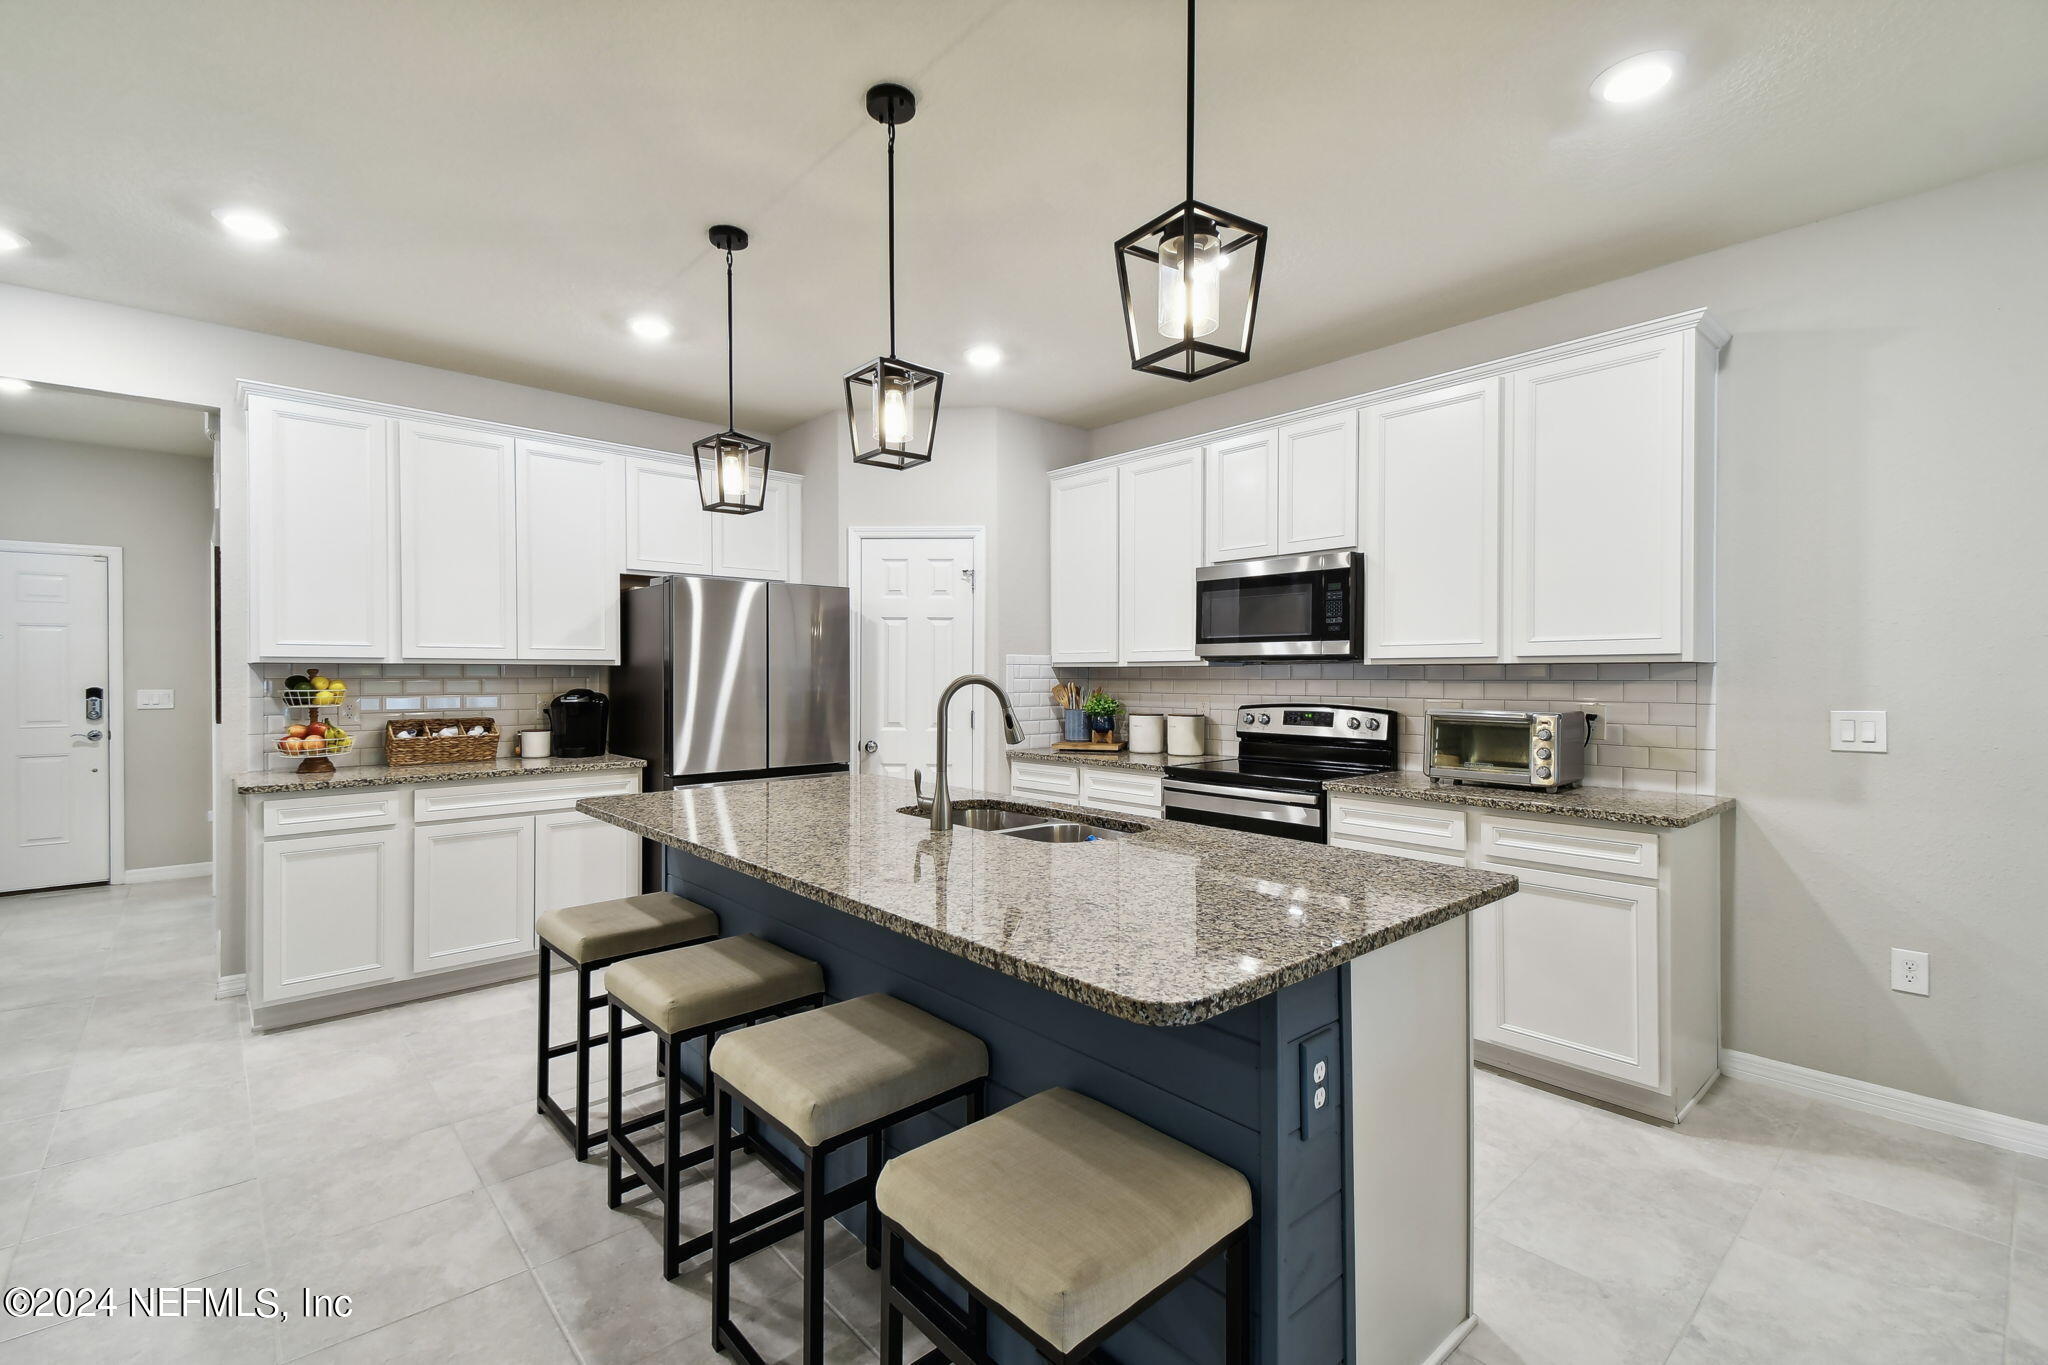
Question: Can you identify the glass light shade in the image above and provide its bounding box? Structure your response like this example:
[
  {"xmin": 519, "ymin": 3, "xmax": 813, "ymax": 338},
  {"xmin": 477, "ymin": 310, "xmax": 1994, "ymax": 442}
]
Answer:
[
  {"xmin": 1156, "ymin": 225, "xmax": 1222, "ymax": 338},
  {"xmin": 845, "ymin": 355, "xmax": 944, "ymax": 470},
  {"xmin": 690, "ymin": 430, "xmax": 770, "ymax": 515}
]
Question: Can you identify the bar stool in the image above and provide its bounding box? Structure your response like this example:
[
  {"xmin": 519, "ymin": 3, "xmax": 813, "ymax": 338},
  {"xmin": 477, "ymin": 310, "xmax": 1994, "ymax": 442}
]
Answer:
[
  {"xmin": 706, "ymin": 994, "xmax": 989, "ymax": 1365},
  {"xmin": 605, "ymin": 934, "xmax": 827, "ymax": 1280},
  {"xmin": 534, "ymin": 892, "xmax": 720, "ymax": 1159},
  {"xmin": 875, "ymin": 1087, "xmax": 1254, "ymax": 1365}
]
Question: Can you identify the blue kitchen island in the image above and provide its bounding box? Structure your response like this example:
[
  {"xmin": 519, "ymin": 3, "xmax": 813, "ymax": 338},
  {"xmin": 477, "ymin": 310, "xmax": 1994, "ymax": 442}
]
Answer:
[{"xmin": 579, "ymin": 774, "xmax": 1515, "ymax": 1365}]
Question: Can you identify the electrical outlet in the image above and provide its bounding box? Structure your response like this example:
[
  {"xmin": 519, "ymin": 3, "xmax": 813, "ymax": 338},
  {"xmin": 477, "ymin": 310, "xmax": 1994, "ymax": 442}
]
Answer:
[
  {"xmin": 1298, "ymin": 1026, "xmax": 1337, "ymax": 1140},
  {"xmin": 1890, "ymin": 948, "xmax": 1929, "ymax": 996},
  {"xmin": 1830, "ymin": 710, "xmax": 1887, "ymax": 752}
]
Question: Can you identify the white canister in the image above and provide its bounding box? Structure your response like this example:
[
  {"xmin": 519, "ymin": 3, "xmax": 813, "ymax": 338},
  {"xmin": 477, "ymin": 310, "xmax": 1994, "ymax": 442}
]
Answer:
[
  {"xmin": 1167, "ymin": 712, "xmax": 1204, "ymax": 757},
  {"xmin": 518, "ymin": 729, "xmax": 552, "ymax": 758},
  {"xmin": 1127, "ymin": 713, "xmax": 1166, "ymax": 753}
]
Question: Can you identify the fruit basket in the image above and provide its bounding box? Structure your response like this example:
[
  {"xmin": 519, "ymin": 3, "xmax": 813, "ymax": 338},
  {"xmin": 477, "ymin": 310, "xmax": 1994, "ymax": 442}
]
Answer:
[
  {"xmin": 274, "ymin": 726, "xmax": 354, "ymax": 774},
  {"xmin": 277, "ymin": 672, "xmax": 349, "ymax": 709},
  {"xmin": 385, "ymin": 715, "xmax": 499, "ymax": 766}
]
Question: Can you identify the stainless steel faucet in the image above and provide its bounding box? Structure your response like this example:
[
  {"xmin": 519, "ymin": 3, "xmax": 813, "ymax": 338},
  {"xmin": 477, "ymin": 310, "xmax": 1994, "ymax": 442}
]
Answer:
[{"xmin": 928, "ymin": 674, "xmax": 1024, "ymax": 832}]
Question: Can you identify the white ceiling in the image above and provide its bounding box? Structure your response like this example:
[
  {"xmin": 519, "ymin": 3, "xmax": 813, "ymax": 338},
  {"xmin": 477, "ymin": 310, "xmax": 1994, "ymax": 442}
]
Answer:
[
  {"xmin": 3, "ymin": 1, "xmax": 2045, "ymax": 434},
  {"xmin": 0, "ymin": 384, "xmax": 214, "ymax": 457}
]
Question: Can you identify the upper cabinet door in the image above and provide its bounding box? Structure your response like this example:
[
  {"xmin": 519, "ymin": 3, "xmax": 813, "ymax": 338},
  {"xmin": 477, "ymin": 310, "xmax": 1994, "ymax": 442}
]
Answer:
[
  {"xmin": 249, "ymin": 397, "xmax": 394, "ymax": 660},
  {"xmin": 1507, "ymin": 331, "xmax": 1694, "ymax": 658},
  {"xmin": 1275, "ymin": 410, "xmax": 1358, "ymax": 554},
  {"xmin": 516, "ymin": 441, "xmax": 622, "ymax": 661},
  {"xmin": 398, "ymin": 420, "xmax": 517, "ymax": 659},
  {"xmin": 713, "ymin": 474, "xmax": 801, "ymax": 581},
  {"xmin": 623, "ymin": 456, "xmax": 714, "ymax": 576},
  {"xmin": 1202, "ymin": 429, "xmax": 1279, "ymax": 563},
  {"xmin": 1049, "ymin": 466, "xmax": 1120, "ymax": 664},
  {"xmin": 1362, "ymin": 379, "xmax": 1502, "ymax": 660},
  {"xmin": 1118, "ymin": 447, "xmax": 1204, "ymax": 664}
]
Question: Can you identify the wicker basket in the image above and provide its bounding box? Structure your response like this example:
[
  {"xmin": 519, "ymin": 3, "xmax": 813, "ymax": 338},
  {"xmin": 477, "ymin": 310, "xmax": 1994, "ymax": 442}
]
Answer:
[{"xmin": 385, "ymin": 716, "xmax": 501, "ymax": 765}]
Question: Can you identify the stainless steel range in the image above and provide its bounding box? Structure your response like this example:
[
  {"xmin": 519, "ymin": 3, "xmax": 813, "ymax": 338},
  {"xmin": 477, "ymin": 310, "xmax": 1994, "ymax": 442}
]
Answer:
[{"xmin": 1163, "ymin": 703, "xmax": 1398, "ymax": 843}]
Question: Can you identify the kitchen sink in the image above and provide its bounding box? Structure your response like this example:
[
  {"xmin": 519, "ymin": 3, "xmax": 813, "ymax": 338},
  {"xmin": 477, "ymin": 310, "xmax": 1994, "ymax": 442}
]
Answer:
[
  {"xmin": 900, "ymin": 803, "xmax": 1134, "ymax": 843},
  {"xmin": 947, "ymin": 806, "xmax": 1056, "ymax": 832},
  {"xmin": 1000, "ymin": 820, "xmax": 1128, "ymax": 843}
]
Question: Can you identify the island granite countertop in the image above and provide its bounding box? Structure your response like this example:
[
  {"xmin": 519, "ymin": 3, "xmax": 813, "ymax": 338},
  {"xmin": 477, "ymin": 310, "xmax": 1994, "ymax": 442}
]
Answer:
[
  {"xmin": 578, "ymin": 772, "xmax": 1515, "ymax": 1027},
  {"xmin": 234, "ymin": 752, "xmax": 645, "ymax": 795}
]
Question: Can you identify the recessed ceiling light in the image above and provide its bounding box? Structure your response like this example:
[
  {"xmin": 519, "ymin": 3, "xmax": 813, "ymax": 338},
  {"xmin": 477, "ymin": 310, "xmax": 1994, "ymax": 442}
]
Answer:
[
  {"xmin": 963, "ymin": 344, "xmax": 1003, "ymax": 369},
  {"xmin": 213, "ymin": 208, "xmax": 286, "ymax": 242},
  {"xmin": 627, "ymin": 314, "xmax": 674, "ymax": 343},
  {"xmin": 0, "ymin": 227, "xmax": 26, "ymax": 252},
  {"xmin": 0, "ymin": 378, "xmax": 32, "ymax": 396},
  {"xmin": 1593, "ymin": 51, "xmax": 1680, "ymax": 104}
]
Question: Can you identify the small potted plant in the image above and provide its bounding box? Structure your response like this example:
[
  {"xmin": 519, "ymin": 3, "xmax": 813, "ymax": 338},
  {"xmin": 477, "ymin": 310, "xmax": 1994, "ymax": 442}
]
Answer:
[{"xmin": 1082, "ymin": 688, "xmax": 1124, "ymax": 740}]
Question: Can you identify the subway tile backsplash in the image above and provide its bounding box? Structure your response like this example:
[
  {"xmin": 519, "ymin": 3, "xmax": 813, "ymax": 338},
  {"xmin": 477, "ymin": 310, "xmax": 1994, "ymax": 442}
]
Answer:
[
  {"xmin": 1057, "ymin": 661, "xmax": 1716, "ymax": 795},
  {"xmin": 247, "ymin": 662, "xmax": 606, "ymax": 769}
]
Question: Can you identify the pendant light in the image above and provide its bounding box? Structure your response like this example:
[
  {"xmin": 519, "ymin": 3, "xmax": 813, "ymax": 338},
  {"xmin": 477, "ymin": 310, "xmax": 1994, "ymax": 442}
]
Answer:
[
  {"xmin": 1114, "ymin": 0, "xmax": 1268, "ymax": 381},
  {"xmin": 844, "ymin": 82, "xmax": 944, "ymax": 470},
  {"xmin": 693, "ymin": 225, "xmax": 770, "ymax": 515}
]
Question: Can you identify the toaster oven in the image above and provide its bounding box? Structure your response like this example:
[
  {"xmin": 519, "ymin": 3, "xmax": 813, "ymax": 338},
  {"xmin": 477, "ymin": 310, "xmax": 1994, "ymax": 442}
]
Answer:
[{"xmin": 1427, "ymin": 710, "xmax": 1591, "ymax": 790}]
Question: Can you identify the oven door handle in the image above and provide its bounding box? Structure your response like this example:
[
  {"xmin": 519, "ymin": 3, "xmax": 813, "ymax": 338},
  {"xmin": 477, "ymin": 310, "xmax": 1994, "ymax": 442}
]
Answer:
[{"xmin": 1163, "ymin": 780, "xmax": 1321, "ymax": 806}]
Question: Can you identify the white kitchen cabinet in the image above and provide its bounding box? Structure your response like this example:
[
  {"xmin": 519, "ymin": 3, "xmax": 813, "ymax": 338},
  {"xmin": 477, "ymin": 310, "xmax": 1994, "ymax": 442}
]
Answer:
[
  {"xmin": 517, "ymin": 441, "xmax": 622, "ymax": 661},
  {"xmin": 398, "ymin": 420, "xmax": 518, "ymax": 659},
  {"xmin": 713, "ymin": 473, "xmax": 802, "ymax": 581},
  {"xmin": 1118, "ymin": 447, "xmax": 1204, "ymax": 664},
  {"xmin": 248, "ymin": 397, "xmax": 395, "ymax": 661},
  {"xmin": 1275, "ymin": 410, "xmax": 1358, "ymax": 554},
  {"xmin": 1049, "ymin": 464, "xmax": 1121, "ymax": 664},
  {"xmin": 1202, "ymin": 428, "xmax": 1279, "ymax": 563},
  {"xmin": 1361, "ymin": 379, "xmax": 1502, "ymax": 660},
  {"xmin": 1506, "ymin": 323, "xmax": 1717, "ymax": 658},
  {"xmin": 624, "ymin": 456, "xmax": 715, "ymax": 575},
  {"xmin": 413, "ymin": 813, "xmax": 535, "ymax": 973},
  {"xmin": 535, "ymin": 808, "xmax": 641, "ymax": 915},
  {"xmin": 259, "ymin": 825, "xmax": 407, "ymax": 1001},
  {"xmin": 1470, "ymin": 863, "xmax": 1661, "ymax": 1087},
  {"xmin": 1079, "ymin": 766, "xmax": 1164, "ymax": 818}
]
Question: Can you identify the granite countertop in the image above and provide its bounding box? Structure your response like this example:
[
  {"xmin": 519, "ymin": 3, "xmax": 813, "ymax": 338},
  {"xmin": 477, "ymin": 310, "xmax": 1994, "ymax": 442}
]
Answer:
[
  {"xmin": 1323, "ymin": 771, "xmax": 1732, "ymax": 829},
  {"xmin": 578, "ymin": 773, "xmax": 1515, "ymax": 1028},
  {"xmin": 1007, "ymin": 746, "xmax": 1200, "ymax": 773},
  {"xmin": 234, "ymin": 753, "xmax": 646, "ymax": 795}
]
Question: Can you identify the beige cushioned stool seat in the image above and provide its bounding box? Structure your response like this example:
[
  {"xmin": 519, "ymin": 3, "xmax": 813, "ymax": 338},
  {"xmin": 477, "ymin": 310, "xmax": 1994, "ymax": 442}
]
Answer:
[
  {"xmin": 875, "ymin": 1087, "xmax": 1251, "ymax": 1355},
  {"xmin": 604, "ymin": 935, "xmax": 823, "ymax": 1035},
  {"xmin": 711, "ymin": 995, "xmax": 988, "ymax": 1146},
  {"xmin": 535, "ymin": 892, "xmax": 717, "ymax": 964}
]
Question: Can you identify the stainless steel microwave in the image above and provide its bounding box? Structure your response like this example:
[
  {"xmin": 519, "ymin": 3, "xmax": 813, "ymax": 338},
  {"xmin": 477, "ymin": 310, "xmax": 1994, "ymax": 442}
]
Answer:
[
  {"xmin": 1195, "ymin": 551, "xmax": 1363, "ymax": 660},
  {"xmin": 1427, "ymin": 709, "xmax": 1590, "ymax": 790}
]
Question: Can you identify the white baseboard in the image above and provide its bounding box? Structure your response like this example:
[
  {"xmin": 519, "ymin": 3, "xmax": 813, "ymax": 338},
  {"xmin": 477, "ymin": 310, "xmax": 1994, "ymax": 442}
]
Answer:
[
  {"xmin": 1419, "ymin": 1316, "xmax": 1477, "ymax": 1365},
  {"xmin": 215, "ymin": 974, "xmax": 247, "ymax": 999},
  {"xmin": 1721, "ymin": 1048, "xmax": 2048, "ymax": 1160},
  {"xmin": 124, "ymin": 861, "xmax": 213, "ymax": 884}
]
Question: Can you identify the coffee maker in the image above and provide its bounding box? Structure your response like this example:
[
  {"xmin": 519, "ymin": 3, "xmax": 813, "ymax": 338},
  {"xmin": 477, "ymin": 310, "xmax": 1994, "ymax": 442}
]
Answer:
[{"xmin": 545, "ymin": 689, "xmax": 610, "ymax": 758}]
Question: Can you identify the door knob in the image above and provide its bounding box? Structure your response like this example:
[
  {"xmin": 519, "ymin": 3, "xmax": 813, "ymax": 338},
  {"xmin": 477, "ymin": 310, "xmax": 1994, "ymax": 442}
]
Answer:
[
  {"xmin": 72, "ymin": 729, "xmax": 105, "ymax": 742},
  {"xmin": 861, "ymin": 739, "xmax": 878, "ymax": 754}
]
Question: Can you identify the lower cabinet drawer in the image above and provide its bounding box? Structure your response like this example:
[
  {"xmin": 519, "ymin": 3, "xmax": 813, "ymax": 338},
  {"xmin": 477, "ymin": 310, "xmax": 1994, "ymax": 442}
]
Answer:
[
  {"xmin": 1328, "ymin": 834, "xmax": 1467, "ymax": 867},
  {"xmin": 1327, "ymin": 796, "xmax": 1468, "ymax": 854},
  {"xmin": 1475, "ymin": 814, "xmax": 1659, "ymax": 880},
  {"xmin": 1080, "ymin": 767, "xmax": 1165, "ymax": 814},
  {"xmin": 261, "ymin": 791, "xmax": 402, "ymax": 838},
  {"xmin": 411, "ymin": 772, "xmax": 642, "ymax": 823},
  {"xmin": 1009, "ymin": 760, "xmax": 1081, "ymax": 799}
]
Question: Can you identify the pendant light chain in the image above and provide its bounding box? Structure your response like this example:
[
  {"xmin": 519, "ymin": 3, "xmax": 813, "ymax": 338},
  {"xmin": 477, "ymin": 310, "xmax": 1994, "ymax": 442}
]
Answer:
[
  {"xmin": 1185, "ymin": 0, "xmax": 1196, "ymax": 207},
  {"xmin": 723, "ymin": 248, "xmax": 736, "ymax": 434},
  {"xmin": 886, "ymin": 121, "xmax": 898, "ymax": 359}
]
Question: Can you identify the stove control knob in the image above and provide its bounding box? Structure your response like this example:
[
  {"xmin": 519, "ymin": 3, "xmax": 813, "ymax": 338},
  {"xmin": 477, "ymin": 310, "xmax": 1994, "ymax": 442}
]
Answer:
[
  {"xmin": 1535, "ymin": 765, "xmax": 1553, "ymax": 781},
  {"xmin": 1536, "ymin": 746, "xmax": 1553, "ymax": 760},
  {"xmin": 1346, "ymin": 717, "xmax": 1363, "ymax": 730},
  {"xmin": 1534, "ymin": 725, "xmax": 1554, "ymax": 742},
  {"xmin": 1258, "ymin": 713, "xmax": 1272, "ymax": 725}
]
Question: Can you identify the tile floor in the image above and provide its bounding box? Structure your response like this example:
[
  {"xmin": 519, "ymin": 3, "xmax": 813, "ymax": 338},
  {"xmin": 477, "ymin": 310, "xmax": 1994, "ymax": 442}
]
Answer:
[{"xmin": 0, "ymin": 877, "xmax": 2041, "ymax": 1364}]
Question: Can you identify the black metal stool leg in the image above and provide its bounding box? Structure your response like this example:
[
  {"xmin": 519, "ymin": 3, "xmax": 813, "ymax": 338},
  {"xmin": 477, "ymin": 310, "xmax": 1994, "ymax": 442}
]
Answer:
[
  {"xmin": 605, "ymin": 1002, "xmax": 625, "ymax": 1209},
  {"xmin": 574, "ymin": 963, "xmax": 595, "ymax": 1158},
  {"xmin": 865, "ymin": 1129, "xmax": 884, "ymax": 1270},
  {"xmin": 803, "ymin": 1144, "xmax": 827, "ymax": 1364},
  {"xmin": 662, "ymin": 1030, "xmax": 685, "ymax": 1281},
  {"xmin": 880, "ymin": 1228, "xmax": 903, "ymax": 1365},
  {"xmin": 1226, "ymin": 1229, "xmax": 1251, "ymax": 1365},
  {"xmin": 534, "ymin": 946, "xmax": 551, "ymax": 1117},
  {"xmin": 711, "ymin": 1085, "xmax": 735, "ymax": 1354}
]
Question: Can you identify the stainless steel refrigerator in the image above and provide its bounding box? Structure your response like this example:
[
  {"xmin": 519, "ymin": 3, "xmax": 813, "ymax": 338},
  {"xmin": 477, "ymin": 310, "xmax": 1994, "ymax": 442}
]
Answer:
[{"xmin": 612, "ymin": 576, "xmax": 851, "ymax": 788}]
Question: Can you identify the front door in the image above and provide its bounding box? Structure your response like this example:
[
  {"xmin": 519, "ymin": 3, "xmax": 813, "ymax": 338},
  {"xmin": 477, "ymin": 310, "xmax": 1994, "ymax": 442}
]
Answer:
[
  {"xmin": 856, "ymin": 536, "xmax": 977, "ymax": 789},
  {"xmin": 1, "ymin": 546, "xmax": 112, "ymax": 892}
]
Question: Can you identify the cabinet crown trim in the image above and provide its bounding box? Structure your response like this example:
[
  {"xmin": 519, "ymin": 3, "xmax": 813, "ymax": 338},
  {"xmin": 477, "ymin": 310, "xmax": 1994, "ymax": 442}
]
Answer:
[{"xmin": 1053, "ymin": 308, "xmax": 1726, "ymax": 476}]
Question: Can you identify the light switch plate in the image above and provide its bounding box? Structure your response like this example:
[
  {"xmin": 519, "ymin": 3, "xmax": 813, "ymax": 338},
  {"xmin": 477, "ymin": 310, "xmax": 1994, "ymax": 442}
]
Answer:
[
  {"xmin": 136, "ymin": 689, "xmax": 175, "ymax": 710},
  {"xmin": 1829, "ymin": 710, "xmax": 1886, "ymax": 753}
]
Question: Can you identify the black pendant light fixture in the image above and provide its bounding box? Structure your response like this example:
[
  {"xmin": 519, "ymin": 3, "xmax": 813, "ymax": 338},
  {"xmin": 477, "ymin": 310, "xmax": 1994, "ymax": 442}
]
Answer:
[
  {"xmin": 693, "ymin": 224, "xmax": 770, "ymax": 515},
  {"xmin": 844, "ymin": 82, "xmax": 943, "ymax": 470},
  {"xmin": 1114, "ymin": 0, "xmax": 1268, "ymax": 381}
]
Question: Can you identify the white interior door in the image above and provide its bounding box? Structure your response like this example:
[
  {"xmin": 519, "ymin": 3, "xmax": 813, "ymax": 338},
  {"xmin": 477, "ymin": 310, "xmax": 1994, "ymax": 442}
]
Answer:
[
  {"xmin": 1, "ymin": 546, "xmax": 112, "ymax": 892},
  {"xmin": 856, "ymin": 536, "xmax": 977, "ymax": 789}
]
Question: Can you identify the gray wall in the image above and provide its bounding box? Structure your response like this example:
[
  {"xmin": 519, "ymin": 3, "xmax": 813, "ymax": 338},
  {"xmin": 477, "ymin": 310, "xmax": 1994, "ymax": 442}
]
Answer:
[
  {"xmin": 0, "ymin": 281, "xmax": 721, "ymax": 979},
  {"xmin": 1087, "ymin": 158, "xmax": 2048, "ymax": 1125},
  {"xmin": 0, "ymin": 432, "xmax": 214, "ymax": 870}
]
